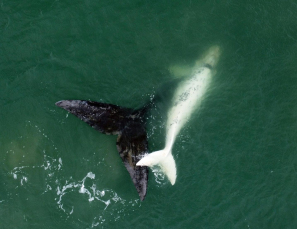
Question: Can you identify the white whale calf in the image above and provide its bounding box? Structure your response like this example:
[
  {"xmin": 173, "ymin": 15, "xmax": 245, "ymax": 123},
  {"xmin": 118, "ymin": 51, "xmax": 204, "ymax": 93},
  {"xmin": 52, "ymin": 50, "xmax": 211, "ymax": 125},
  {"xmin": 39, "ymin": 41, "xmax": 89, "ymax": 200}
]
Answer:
[{"xmin": 137, "ymin": 45, "xmax": 221, "ymax": 185}]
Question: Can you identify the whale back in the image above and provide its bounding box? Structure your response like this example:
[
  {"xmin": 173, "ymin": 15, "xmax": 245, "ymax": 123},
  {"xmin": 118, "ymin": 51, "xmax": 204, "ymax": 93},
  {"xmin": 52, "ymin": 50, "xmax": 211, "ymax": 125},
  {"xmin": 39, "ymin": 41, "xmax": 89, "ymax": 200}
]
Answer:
[{"xmin": 165, "ymin": 66, "xmax": 212, "ymax": 146}]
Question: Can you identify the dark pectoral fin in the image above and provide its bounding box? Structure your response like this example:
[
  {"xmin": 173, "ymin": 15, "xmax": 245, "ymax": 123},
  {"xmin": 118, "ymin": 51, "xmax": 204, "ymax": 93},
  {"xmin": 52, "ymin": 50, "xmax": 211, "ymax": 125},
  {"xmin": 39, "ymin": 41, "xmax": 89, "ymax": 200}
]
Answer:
[
  {"xmin": 116, "ymin": 124, "xmax": 148, "ymax": 201},
  {"xmin": 56, "ymin": 100, "xmax": 132, "ymax": 135}
]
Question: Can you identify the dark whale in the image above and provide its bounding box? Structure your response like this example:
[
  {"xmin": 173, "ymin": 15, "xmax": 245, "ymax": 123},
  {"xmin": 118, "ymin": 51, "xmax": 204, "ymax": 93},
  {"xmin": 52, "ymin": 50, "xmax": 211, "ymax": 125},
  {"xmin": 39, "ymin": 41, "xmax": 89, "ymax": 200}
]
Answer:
[{"xmin": 55, "ymin": 100, "xmax": 149, "ymax": 201}]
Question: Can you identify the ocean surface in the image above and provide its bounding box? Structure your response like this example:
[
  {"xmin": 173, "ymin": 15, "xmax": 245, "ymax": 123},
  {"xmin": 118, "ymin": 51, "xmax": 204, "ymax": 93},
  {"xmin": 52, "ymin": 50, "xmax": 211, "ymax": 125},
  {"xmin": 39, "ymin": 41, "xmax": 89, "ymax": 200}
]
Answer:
[{"xmin": 1, "ymin": 0, "xmax": 297, "ymax": 228}]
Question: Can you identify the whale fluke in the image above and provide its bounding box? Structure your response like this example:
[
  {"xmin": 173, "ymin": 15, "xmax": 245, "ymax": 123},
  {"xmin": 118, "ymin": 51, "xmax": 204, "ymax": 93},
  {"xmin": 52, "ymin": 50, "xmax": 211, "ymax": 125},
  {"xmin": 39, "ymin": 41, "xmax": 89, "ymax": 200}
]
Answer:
[
  {"xmin": 56, "ymin": 100, "xmax": 149, "ymax": 201},
  {"xmin": 137, "ymin": 149, "xmax": 176, "ymax": 185}
]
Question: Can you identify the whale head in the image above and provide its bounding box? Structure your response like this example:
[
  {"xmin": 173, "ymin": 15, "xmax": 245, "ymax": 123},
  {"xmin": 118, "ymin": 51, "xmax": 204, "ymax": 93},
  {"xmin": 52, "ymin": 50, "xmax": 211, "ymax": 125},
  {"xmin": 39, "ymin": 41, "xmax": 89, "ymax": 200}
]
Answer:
[{"xmin": 197, "ymin": 45, "xmax": 221, "ymax": 69}]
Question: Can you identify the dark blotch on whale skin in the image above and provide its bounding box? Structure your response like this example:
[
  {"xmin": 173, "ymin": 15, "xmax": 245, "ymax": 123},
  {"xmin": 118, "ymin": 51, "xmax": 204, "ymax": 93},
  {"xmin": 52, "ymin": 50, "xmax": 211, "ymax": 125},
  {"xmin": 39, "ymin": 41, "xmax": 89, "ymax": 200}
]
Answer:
[
  {"xmin": 203, "ymin": 63, "xmax": 213, "ymax": 70},
  {"xmin": 56, "ymin": 100, "xmax": 149, "ymax": 201}
]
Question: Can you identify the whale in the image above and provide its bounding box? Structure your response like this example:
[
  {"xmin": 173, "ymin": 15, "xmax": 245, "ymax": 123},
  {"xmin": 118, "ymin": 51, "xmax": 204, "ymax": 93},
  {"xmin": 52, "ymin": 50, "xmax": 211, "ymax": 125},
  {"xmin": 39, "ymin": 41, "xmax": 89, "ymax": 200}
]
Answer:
[
  {"xmin": 55, "ymin": 100, "xmax": 151, "ymax": 201},
  {"xmin": 136, "ymin": 45, "xmax": 221, "ymax": 185}
]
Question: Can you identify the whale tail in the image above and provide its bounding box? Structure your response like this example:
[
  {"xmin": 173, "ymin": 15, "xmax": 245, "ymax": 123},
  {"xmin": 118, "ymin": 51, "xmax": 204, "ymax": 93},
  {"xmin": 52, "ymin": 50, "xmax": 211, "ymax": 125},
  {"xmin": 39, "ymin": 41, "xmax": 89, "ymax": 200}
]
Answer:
[
  {"xmin": 55, "ymin": 100, "xmax": 151, "ymax": 201},
  {"xmin": 137, "ymin": 149, "xmax": 176, "ymax": 185}
]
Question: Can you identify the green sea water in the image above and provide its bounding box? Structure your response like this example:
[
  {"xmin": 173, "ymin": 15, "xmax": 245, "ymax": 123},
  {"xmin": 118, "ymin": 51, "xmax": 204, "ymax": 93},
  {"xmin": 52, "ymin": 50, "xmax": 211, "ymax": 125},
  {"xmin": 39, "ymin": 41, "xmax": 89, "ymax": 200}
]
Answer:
[{"xmin": 1, "ymin": 0, "xmax": 297, "ymax": 228}]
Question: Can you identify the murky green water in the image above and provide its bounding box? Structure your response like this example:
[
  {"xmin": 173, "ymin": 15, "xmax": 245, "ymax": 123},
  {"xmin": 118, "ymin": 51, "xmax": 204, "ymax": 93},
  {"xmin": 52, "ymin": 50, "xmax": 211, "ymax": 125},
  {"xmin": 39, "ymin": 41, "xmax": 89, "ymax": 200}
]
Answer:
[{"xmin": 1, "ymin": 0, "xmax": 297, "ymax": 228}]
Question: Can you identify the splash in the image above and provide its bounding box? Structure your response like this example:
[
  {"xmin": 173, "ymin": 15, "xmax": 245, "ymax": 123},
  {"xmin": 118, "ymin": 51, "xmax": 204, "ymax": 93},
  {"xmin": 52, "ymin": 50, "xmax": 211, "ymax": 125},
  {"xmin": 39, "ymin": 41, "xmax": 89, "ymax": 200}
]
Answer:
[
  {"xmin": 151, "ymin": 166, "xmax": 166, "ymax": 185},
  {"xmin": 6, "ymin": 121, "xmax": 142, "ymax": 227},
  {"xmin": 55, "ymin": 172, "xmax": 118, "ymax": 212}
]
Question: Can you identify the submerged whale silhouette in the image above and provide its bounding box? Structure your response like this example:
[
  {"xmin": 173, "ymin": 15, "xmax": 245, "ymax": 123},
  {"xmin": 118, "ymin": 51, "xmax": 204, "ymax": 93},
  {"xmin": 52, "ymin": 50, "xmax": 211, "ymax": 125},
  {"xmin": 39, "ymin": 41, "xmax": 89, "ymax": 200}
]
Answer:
[
  {"xmin": 56, "ymin": 100, "xmax": 150, "ymax": 201},
  {"xmin": 137, "ymin": 45, "xmax": 221, "ymax": 185}
]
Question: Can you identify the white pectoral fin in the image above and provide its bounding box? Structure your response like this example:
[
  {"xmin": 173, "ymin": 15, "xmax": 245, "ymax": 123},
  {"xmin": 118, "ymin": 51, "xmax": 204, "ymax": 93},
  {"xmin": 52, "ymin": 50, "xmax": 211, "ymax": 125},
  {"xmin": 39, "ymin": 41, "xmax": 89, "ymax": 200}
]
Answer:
[
  {"xmin": 169, "ymin": 64, "xmax": 192, "ymax": 78},
  {"xmin": 137, "ymin": 150, "xmax": 177, "ymax": 185}
]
